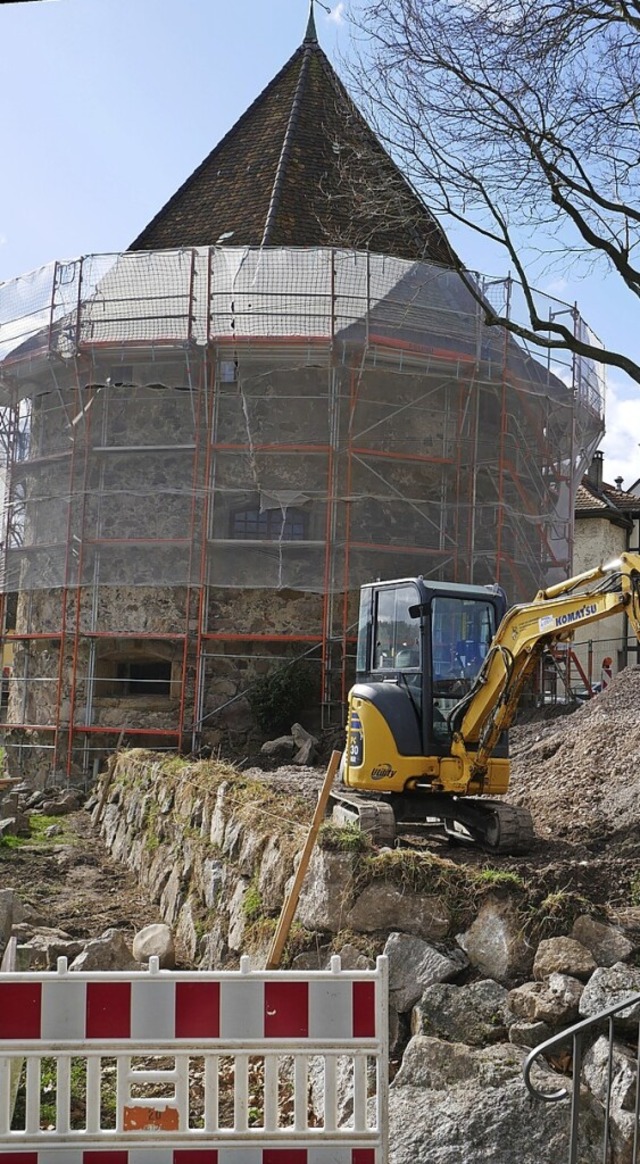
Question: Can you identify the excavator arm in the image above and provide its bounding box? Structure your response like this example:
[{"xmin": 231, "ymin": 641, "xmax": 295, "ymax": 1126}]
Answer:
[{"xmin": 450, "ymin": 553, "xmax": 640, "ymax": 785}]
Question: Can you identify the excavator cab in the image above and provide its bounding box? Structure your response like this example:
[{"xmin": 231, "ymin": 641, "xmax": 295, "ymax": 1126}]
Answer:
[
  {"xmin": 346, "ymin": 577, "xmax": 507, "ymax": 784},
  {"xmin": 336, "ymin": 576, "xmax": 530, "ymax": 852}
]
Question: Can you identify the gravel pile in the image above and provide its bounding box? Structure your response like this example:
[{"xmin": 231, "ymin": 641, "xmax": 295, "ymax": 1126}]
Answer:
[{"xmin": 508, "ymin": 665, "xmax": 640, "ymax": 841}]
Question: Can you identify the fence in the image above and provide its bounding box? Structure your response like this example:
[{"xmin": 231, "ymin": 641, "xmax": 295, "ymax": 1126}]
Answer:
[
  {"xmin": 524, "ymin": 989, "xmax": 640, "ymax": 1164},
  {"xmin": 0, "ymin": 954, "xmax": 388, "ymax": 1162}
]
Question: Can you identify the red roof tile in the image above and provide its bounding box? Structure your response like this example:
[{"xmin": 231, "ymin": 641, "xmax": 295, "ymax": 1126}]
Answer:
[{"xmin": 576, "ymin": 478, "xmax": 640, "ymax": 519}]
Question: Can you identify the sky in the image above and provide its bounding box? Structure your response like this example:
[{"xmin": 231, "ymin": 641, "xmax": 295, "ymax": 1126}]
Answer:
[{"xmin": 1, "ymin": 0, "xmax": 638, "ymax": 488}]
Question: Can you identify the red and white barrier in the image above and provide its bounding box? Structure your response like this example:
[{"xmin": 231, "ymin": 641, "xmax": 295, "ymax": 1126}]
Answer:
[
  {"xmin": 0, "ymin": 955, "xmax": 388, "ymax": 1162},
  {"xmin": 0, "ymin": 973, "xmax": 377, "ymax": 1044},
  {"xmin": 0, "ymin": 1149, "xmax": 375, "ymax": 1161}
]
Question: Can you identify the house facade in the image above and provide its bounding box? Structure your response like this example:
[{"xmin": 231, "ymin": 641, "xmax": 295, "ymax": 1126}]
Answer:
[{"xmin": 571, "ymin": 451, "xmax": 640, "ymax": 689}]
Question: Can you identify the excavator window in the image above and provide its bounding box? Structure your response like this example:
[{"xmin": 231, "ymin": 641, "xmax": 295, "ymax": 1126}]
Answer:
[
  {"xmin": 431, "ymin": 596, "xmax": 496, "ymax": 740},
  {"xmin": 372, "ymin": 584, "xmax": 421, "ymax": 672}
]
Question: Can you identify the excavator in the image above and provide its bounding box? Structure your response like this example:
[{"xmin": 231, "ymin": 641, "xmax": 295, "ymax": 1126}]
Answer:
[{"xmin": 332, "ymin": 553, "xmax": 640, "ymax": 854}]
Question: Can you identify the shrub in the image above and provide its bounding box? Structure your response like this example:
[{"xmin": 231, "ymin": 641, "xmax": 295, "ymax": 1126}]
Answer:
[{"xmin": 248, "ymin": 660, "xmax": 318, "ymax": 735}]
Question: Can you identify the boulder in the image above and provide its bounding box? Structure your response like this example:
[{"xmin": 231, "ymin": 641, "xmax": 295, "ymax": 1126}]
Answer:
[
  {"xmin": 583, "ymin": 1036, "xmax": 638, "ymax": 1161},
  {"xmin": 293, "ymin": 738, "xmax": 316, "ymax": 766},
  {"xmin": 347, "ymin": 883, "xmax": 450, "ymax": 942},
  {"xmin": 331, "ymin": 942, "xmax": 374, "ymax": 971},
  {"xmin": 508, "ymin": 1020, "xmax": 554, "ymax": 1048},
  {"xmin": 69, "ymin": 928, "xmax": 136, "ymax": 971},
  {"xmin": 56, "ymin": 790, "xmax": 83, "ymax": 812},
  {"xmin": 394, "ymin": 1034, "xmax": 522, "ymax": 1089},
  {"xmin": 25, "ymin": 790, "xmax": 45, "ymax": 809},
  {"xmin": 457, "ymin": 897, "xmax": 533, "ymax": 984},
  {"xmin": 297, "ymin": 849, "xmax": 356, "ymax": 933},
  {"xmin": 384, "ymin": 931, "xmax": 465, "ymax": 1013},
  {"xmin": 579, "ymin": 962, "xmax": 640, "ymax": 1025},
  {"xmin": 291, "ymin": 723, "xmax": 318, "ymax": 765},
  {"xmin": 533, "ymin": 936, "xmax": 597, "ymax": 982},
  {"xmin": 18, "ymin": 927, "xmax": 84, "ymax": 969},
  {"xmin": 508, "ymin": 974, "xmax": 584, "ymax": 1026},
  {"xmin": 411, "ymin": 979, "xmax": 512, "ymax": 1045},
  {"xmin": 39, "ymin": 801, "xmax": 69, "ymax": 816},
  {"xmin": 260, "ymin": 736, "xmax": 295, "ymax": 760},
  {"xmin": 583, "ymin": 1035, "xmax": 637, "ymax": 1112},
  {"xmin": 571, "ymin": 915, "xmax": 635, "ymax": 967},
  {"xmin": 292, "ymin": 949, "xmax": 330, "ymax": 970},
  {"xmin": 132, "ymin": 923, "xmax": 176, "ymax": 969},
  {"xmin": 388, "ymin": 1035, "xmax": 605, "ymax": 1164}
]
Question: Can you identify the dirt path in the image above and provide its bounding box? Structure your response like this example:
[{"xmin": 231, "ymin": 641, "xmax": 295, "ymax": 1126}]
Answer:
[{"xmin": 0, "ymin": 806, "xmax": 163, "ymax": 946}]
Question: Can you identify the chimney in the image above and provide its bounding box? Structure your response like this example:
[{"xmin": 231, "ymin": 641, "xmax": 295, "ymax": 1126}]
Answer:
[
  {"xmin": 615, "ymin": 476, "xmax": 624, "ymax": 491},
  {"xmin": 587, "ymin": 450, "xmax": 604, "ymax": 490}
]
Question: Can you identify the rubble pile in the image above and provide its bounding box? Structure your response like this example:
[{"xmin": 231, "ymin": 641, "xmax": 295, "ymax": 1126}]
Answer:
[{"xmin": 509, "ymin": 665, "xmax": 640, "ymax": 841}]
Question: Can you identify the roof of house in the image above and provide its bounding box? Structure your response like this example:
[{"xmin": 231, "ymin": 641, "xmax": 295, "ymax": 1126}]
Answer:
[
  {"xmin": 576, "ymin": 478, "xmax": 640, "ymax": 524},
  {"xmin": 129, "ymin": 16, "xmax": 454, "ymax": 264}
]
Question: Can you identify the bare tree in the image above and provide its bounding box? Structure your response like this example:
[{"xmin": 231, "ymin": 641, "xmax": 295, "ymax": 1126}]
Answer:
[{"xmin": 346, "ymin": 0, "xmax": 640, "ymax": 383}]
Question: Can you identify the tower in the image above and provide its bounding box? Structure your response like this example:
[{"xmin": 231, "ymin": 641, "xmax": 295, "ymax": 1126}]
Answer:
[{"xmin": 0, "ymin": 15, "xmax": 604, "ymax": 783}]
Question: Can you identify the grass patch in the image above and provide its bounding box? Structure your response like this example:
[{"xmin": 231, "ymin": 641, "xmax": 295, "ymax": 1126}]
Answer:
[
  {"xmin": 527, "ymin": 888, "xmax": 592, "ymax": 938},
  {"xmin": 0, "ymin": 814, "xmax": 74, "ymax": 851},
  {"xmin": 0, "ymin": 832, "xmax": 21, "ymax": 850},
  {"xmin": 318, "ymin": 822, "xmax": 373, "ymax": 854},
  {"xmin": 28, "ymin": 814, "xmax": 70, "ymax": 840},
  {"xmin": 242, "ymin": 879, "xmax": 263, "ymax": 923},
  {"xmin": 161, "ymin": 755, "xmax": 191, "ymax": 776},
  {"xmin": 476, "ymin": 867, "xmax": 525, "ymax": 888}
]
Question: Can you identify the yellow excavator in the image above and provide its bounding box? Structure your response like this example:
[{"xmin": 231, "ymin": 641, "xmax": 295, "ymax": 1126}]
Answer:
[{"xmin": 334, "ymin": 553, "xmax": 640, "ymax": 854}]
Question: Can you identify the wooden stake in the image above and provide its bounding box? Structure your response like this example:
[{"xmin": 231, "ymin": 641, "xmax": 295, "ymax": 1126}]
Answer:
[{"xmin": 265, "ymin": 749, "xmax": 341, "ymax": 970}]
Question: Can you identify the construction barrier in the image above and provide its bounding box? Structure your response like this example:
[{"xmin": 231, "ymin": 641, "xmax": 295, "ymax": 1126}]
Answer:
[
  {"xmin": 601, "ymin": 655, "xmax": 613, "ymax": 689},
  {"xmin": 0, "ymin": 954, "xmax": 388, "ymax": 1162}
]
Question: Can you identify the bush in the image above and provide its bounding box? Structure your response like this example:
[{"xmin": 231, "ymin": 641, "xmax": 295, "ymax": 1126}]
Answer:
[{"xmin": 248, "ymin": 660, "xmax": 318, "ymax": 735}]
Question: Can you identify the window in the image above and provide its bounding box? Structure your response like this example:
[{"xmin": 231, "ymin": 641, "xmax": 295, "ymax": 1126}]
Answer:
[
  {"xmin": 230, "ymin": 507, "xmax": 307, "ymax": 541},
  {"xmin": 95, "ymin": 641, "xmax": 176, "ymax": 700},
  {"xmin": 116, "ymin": 660, "xmax": 171, "ymax": 697},
  {"xmin": 431, "ymin": 595, "xmax": 496, "ymax": 741},
  {"xmin": 373, "ymin": 584, "xmax": 420, "ymax": 670}
]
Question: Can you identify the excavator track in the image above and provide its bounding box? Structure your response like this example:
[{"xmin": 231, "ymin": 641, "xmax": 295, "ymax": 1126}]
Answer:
[
  {"xmin": 327, "ymin": 788, "xmax": 534, "ymax": 855},
  {"xmin": 441, "ymin": 800, "xmax": 535, "ymax": 855},
  {"xmin": 327, "ymin": 790, "xmax": 397, "ymax": 847}
]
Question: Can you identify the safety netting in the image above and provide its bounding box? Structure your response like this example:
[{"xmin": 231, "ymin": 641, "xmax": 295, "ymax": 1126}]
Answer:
[{"xmin": 0, "ymin": 247, "xmax": 605, "ymax": 603}]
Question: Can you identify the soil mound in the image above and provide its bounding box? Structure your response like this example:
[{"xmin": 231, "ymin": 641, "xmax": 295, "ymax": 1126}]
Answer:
[{"xmin": 508, "ymin": 665, "xmax": 640, "ymax": 842}]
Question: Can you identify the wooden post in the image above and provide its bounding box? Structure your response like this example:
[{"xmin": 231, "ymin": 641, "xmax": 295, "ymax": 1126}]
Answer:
[{"xmin": 265, "ymin": 749, "xmax": 341, "ymax": 970}]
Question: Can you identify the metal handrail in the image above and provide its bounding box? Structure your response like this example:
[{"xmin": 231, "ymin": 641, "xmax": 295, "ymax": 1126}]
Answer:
[{"xmin": 524, "ymin": 989, "xmax": 640, "ymax": 1164}]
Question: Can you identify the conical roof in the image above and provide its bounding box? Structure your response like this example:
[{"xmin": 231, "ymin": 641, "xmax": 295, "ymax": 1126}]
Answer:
[{"xmin": 129, "ymin": 24, "xmax": 454, "ymax": 264}]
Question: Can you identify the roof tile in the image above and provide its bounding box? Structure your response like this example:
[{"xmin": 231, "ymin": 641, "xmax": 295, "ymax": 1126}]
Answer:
[{"xmin": 129, "ymin": 40, "xmax": 453, "ymax": 264}]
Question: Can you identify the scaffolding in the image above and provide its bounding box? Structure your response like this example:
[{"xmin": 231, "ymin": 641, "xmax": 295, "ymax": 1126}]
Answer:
[{"xmin": 0, "ymin": 247, "xmax": 605, "ymax": 782}]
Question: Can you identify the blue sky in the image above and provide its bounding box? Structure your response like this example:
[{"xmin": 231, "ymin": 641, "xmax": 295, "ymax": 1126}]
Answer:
[{"xmin": 1, "ymin": 0, "xmax": 638, "ymax": 487}]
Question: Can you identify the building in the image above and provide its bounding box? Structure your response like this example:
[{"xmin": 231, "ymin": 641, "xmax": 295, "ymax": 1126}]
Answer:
[
  {"xmin": 0, "ymin": 13, "xmax": 604, "ymax": 783},
  {"xmin": 569, "ymin": 451, "xmax": 640, "ymax": 691}
]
